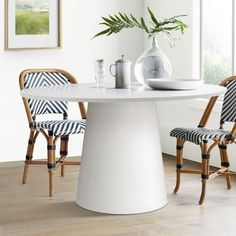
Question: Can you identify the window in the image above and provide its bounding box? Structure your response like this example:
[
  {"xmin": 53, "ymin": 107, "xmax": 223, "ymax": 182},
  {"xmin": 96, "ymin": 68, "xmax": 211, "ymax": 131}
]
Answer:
[{"xmin": 201, "ymin": 0, "xmax": 235, "ymax": 84}]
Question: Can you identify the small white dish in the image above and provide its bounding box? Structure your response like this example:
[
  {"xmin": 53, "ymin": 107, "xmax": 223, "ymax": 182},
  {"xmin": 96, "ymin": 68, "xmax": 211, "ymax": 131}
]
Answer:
[{"xmin": 147, "ymin": 79, "xmax": 204, "ymax": 90}]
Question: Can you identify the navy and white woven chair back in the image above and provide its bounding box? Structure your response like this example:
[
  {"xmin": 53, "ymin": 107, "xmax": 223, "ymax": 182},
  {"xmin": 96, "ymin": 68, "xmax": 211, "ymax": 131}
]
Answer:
[
  {"xmin": 24, "ymin": 72, "xmax": 69, "ymax": 120},
  {"xmin": 221, "ymin": 79, "xmax": 236, "ymax": 123}
]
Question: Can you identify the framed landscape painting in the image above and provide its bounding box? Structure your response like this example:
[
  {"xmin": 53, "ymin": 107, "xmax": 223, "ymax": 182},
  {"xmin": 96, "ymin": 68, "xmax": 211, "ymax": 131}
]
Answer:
[{"xmin": 5, "ymin": 0, "xmax": 61, "ymax": 50}]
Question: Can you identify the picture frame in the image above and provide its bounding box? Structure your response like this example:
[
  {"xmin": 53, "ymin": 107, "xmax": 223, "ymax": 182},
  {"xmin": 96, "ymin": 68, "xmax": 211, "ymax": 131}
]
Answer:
[{"xmin": 5, "ymin": 0, "xmax": 61, "ymax": 50}]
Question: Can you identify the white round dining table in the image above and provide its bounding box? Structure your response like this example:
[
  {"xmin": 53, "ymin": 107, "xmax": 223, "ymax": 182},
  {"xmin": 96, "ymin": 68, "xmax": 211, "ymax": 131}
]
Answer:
[{"xmin": 21, "ymin": 83, "xmax": 226, "ymax": 214}]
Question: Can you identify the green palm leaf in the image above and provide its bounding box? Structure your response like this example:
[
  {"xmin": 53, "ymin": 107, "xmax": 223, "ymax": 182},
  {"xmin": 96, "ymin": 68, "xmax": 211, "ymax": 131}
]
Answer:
[
  {"xmin": 147, "ymin": 7, "xmax": 159, "ymax": 26},
  {"xmin": 93, "ymin": 6, "xmax": 188, "ymax": 47},
  {"xmin": 93, "ymin": 28, "xmax": 111, "ymax": 38}
]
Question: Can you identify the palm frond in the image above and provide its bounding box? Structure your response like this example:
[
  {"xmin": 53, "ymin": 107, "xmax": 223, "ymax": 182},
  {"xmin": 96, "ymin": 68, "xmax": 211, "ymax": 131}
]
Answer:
[{"xmin": 93, "ymin": 6, "xmax": 188, "ymax": 46}]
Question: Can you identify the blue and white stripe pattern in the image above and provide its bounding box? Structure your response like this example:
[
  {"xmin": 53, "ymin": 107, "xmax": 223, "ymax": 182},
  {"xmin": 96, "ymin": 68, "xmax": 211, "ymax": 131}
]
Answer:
[
  {"xmin": 23, "ymin": 71, "xmax": 86, "ymax": 136},
  {"xmin": 32, "ymin": 119, "xmax": 86, "ymax": 136},
  {"xmin": 24, "ymin": 72, "xmax": 69, "ymax": 118},
  {"xmin": 170, "ymin": 79, "xmax": 236, "ymax": 145},
  {"xmin": 221, "ymin": 80, "xmax": 236, "ymax": 122},
  {"xmin": 170, "ymin": 127, "xmax": 232, "ymax": 145}
]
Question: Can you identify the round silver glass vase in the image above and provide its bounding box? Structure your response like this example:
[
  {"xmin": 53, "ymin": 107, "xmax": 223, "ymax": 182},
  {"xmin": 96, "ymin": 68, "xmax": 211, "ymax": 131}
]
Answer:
[{"xmin": 134, "ymin": 36, "xmax": 172, "ymax": 85}]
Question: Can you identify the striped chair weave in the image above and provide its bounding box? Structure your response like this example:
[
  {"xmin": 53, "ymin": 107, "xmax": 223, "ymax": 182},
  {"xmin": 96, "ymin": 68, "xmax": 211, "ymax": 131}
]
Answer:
[
  {"xmin": 170, "ymin": 127, "xmax": 232, "ymax": 145},
  {"xmin": 221, "ymin": 80, "xmax": 236, "ymax": 123},
  {"xmin": 24, "ymin": 72, "xmax": 69, "ymax": 119},
  {"xmin": 32, "ymin": 119, "xmax": 86, "ymax": 136}
]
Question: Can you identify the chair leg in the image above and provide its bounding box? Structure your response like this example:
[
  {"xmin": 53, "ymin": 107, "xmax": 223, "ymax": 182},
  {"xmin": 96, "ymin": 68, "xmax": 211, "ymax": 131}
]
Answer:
[
  {"xmin": 60, "ymin": 135, "xmax": 69, "ymax": 177},
  {"xmin": 22, "ymin": 130, "xmax": 37, "ymax": 184},
  {"xmin": 199, "ymin": 142, "xmax": 210, "ymax": 205},
  {"xmin": 199, "ymin": 180, "xmax": 207, "ymax": 205},
  {"xmin": 61, "ymin": 165, "xmax": 65, "ymax": 177},
  {"xmin": 219, "ymin": 144, "xmax": 231, "ymax": 189},
  {"xmin": 47, "ymin": 133, "xmax": 56, "ymax": 197},
  {"xmin": 174, "ymin": 139, "xmax": 185, "ymax": 193}
]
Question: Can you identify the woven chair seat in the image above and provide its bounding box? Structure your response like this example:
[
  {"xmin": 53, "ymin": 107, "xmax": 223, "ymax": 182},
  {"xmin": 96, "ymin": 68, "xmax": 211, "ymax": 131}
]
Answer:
[
  {"xmin": 32, "ymin": 119, "xmax": 86, "ymax": 136},
  {"xmin": 170, "ymin": 127, "xmax": 232, "ymax": 145}
]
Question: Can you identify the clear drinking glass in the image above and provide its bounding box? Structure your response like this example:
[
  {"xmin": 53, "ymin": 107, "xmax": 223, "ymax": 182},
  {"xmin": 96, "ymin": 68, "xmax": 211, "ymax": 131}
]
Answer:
[{"xmin": 94, "ymin": 59, "xmax": 105, "ymax": 88}]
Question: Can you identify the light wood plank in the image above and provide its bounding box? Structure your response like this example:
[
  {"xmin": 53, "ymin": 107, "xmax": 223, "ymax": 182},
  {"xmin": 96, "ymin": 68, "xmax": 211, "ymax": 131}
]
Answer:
[{"xmin": 0, "ymin": 155, "xmax": 236, "ymax": 236}]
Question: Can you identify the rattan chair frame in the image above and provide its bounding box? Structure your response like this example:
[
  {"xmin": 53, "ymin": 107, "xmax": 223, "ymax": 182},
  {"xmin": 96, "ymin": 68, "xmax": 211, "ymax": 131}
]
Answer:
[
  {"xmin": 19, "ymin": 68, "xmax": 86, "ymax": 197},
  {"xmin": 173, "ymin": 76, "xmax": 236, "ymax": 204}
]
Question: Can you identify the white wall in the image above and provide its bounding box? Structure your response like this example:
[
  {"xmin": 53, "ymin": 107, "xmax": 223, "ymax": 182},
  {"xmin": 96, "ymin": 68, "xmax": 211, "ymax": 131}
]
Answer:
[{"xmin": 0, "ymin": 0, "xmax": 144, "ymax": 162}]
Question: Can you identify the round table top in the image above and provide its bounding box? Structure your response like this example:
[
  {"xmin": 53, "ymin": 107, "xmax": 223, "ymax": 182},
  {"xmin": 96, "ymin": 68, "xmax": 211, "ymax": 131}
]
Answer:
[{"xmin": 20, "ymin": 83, "xmax": 226, "ymax": 103}]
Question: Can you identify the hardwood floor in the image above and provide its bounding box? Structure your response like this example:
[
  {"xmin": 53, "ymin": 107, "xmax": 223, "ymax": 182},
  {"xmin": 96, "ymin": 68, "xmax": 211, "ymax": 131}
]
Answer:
[{"xmin": 1, "ymin": 155, "xmax": 236, "ymax": 236}]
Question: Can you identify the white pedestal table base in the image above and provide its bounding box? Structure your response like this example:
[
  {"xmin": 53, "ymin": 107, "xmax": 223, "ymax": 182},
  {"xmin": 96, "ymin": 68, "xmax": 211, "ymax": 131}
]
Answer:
[{"xmin": 76, "ymin": 102, "xmax": 167, "ymax": 214}]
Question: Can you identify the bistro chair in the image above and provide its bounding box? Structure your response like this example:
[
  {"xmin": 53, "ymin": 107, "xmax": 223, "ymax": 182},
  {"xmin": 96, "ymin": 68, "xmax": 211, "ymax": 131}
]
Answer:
[
  {"xmin": 19, "ymin": 69, "xmax": 86, "ymax": 197},
  {"xmin": 170, "ymin": 76, "xmax": 236, "ymax": 204}
]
